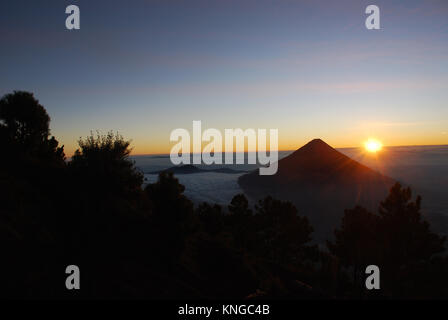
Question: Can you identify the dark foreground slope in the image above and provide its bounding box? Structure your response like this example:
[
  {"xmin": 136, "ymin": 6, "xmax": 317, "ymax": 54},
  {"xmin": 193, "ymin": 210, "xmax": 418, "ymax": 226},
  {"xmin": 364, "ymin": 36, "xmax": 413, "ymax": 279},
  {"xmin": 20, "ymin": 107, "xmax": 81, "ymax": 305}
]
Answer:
[{"xmin": 238, "ymin": 139, "xmax": 395, "ymax": 242}]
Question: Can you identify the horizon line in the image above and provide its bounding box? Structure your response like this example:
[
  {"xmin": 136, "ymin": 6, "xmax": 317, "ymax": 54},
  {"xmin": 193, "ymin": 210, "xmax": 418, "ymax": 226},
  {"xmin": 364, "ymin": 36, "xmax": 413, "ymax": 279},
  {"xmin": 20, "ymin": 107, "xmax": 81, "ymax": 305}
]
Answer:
[{"xmin": 129, "ymin": 143, "xmax": 448, "ymax": 157}]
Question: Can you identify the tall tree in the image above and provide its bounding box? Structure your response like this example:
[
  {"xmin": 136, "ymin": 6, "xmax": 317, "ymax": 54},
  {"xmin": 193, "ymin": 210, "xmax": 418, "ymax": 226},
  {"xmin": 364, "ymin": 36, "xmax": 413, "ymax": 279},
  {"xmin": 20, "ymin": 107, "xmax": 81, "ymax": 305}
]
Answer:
[
  {"xmin": 377, "ymin": 183, "xmax": 446, "ymax": 295},
  {"xmin": 378, "ymin": 183, "xmax": 445, "ymax": 266},
  {"xmin": 327, "ymin": 206, "xmax": 380, "ymax": 286},
  {"xmin": 0, "ymin": 91, "xmax": 64, "ymax": 164}
]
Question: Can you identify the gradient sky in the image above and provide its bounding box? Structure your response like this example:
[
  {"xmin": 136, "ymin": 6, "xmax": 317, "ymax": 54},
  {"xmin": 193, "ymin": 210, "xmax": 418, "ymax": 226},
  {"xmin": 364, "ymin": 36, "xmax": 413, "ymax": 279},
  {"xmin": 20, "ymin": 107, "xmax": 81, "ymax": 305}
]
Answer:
[{"xmin": 1, "ymin": 0, "xmax": 447, "ymax": 155}]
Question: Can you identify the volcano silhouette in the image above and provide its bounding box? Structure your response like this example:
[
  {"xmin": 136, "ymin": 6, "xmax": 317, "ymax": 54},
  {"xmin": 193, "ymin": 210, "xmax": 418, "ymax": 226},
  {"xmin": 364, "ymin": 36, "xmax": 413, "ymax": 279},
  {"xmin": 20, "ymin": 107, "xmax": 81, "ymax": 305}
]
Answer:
[{"xmin": 238, "ymin": 139, "xmax": 395, "ymax": 242}]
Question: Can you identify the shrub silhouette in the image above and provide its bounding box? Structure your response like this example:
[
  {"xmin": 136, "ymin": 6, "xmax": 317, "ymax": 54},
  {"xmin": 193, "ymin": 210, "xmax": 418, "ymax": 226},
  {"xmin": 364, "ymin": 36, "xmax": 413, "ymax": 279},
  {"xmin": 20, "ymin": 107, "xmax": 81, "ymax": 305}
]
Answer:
[
  {"xmin": 69, "ymin": 131, "xmax": 143, "ymax": 195},
  {"xmin": 229, "ymin": 194, "xmax": 252, "ymax": 216}
]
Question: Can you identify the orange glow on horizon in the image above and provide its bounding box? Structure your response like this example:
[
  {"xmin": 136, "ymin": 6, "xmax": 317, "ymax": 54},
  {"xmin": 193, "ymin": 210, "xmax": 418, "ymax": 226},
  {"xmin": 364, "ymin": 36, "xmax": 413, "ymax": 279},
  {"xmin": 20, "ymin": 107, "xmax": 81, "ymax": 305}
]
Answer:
[{"xmin": 62, "ymin": 135, "xmax": 447, "ymax": 158}]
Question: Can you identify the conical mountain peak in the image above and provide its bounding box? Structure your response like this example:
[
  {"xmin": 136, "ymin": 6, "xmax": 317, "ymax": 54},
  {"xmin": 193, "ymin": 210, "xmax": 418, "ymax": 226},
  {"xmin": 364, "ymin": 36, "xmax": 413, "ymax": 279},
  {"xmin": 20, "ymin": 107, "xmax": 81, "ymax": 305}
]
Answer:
[
  {"xmin": 280, "ymin": 139, "xmax": 351, "ymax": 173},
  {"xmin": 238, "ymin": 139, "xmax": 395, "ymax": 241},
  {"xmin": 293, "ymin": 138, "xmax": 336, "ymax": 155}
]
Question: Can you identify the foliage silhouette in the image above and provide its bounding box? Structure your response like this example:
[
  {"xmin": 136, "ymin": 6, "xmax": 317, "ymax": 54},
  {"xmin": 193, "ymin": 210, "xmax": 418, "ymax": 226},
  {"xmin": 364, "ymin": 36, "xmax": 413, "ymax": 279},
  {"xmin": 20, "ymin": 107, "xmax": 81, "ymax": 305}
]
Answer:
[
  {"xmin": 328, "ymin": 182, "xmax": 447, "ymax": 298},
  {"xmin": 377, "ymin": 182, "xmax": 446, "ymax": 297},
  {"xmin": 0, "ymin": 91, "xmax": 65, "ymax": 165},
  {"xmin": 69, "ymin": 131, "xmax": 143, "ymax": 195},
  {"xmin": 327, "ymin": 206, "xmax": 380, "ymax": 287},
  {"xmin": 0, "ymin": 91, "xmax": 66, "ymax": 298},
  {"xmin": 145, "ymin": 171, "xmax": 197, "ymax": 265},
  {"xmin": 378, "ymin": 183, "xmax": 445, "ymax": 266},
  {"xmin": 254, "ymin": 196, "xmax": 314, "ymax": 266},
  {"xmin": 226, "ymin": 194, "xmax": 255, "ymax": 251}
]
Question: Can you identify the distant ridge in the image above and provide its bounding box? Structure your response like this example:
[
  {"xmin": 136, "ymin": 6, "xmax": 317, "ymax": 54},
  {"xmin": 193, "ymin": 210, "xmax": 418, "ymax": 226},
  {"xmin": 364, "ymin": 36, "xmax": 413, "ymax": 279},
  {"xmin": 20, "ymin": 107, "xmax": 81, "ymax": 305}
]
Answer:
[
  {"xmin": 148, "ymin": 164, "xmax": 248, "ymax": 175},
  {"xmin": 239, "ymin": 139, "xmax": 395, "ymax": 242}
]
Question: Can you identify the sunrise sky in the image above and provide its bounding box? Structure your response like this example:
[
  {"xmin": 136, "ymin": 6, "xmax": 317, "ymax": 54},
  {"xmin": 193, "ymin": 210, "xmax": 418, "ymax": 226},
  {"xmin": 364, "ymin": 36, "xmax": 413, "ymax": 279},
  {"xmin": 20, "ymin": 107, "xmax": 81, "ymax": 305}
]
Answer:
[{"xmin": 1, "ymin": 0, "xmax": 447, "ymax": 155}]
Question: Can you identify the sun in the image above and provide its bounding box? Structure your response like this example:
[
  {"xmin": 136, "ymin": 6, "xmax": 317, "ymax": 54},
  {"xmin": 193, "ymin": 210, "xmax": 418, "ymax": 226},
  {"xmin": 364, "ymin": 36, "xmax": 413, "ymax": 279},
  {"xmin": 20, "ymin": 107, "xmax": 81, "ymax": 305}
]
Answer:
[{"xmin": 364, "ymin": 139, "xmax": 383, "ymax": 153}]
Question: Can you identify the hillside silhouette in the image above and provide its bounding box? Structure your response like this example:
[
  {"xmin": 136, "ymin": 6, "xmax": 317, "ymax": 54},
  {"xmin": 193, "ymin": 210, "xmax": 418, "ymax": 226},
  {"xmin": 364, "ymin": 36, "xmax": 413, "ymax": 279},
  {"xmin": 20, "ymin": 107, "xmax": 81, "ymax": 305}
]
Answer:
[{"xmin": 239, "ymin": 139, "xmax": 395, "ymax": 242}]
